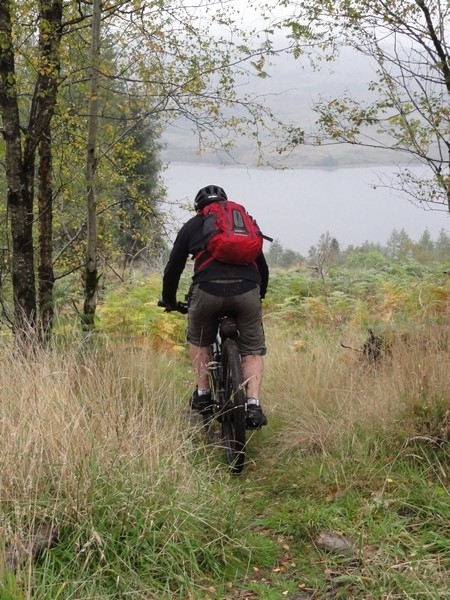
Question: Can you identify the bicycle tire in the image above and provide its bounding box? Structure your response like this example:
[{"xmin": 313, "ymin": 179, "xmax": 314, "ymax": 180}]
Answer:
[{"xmin": 221, "ymin": 339, "xmax": 246, "ymax": 473}]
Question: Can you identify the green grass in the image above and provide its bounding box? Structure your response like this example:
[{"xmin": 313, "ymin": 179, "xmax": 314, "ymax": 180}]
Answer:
[
  {"xmin": 231, "ymin": 438, "xmax": 450, "ymax": 598},
  {"xmin": 1, "ymin": 268, "xmax": 449, "ymax": 599},
  {"xmin": 17, "ymin": 419, "xmax": 447, "ymax": 599}
]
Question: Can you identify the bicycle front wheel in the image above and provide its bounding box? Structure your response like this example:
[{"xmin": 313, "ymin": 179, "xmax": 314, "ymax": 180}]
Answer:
[{"xmin": 221, "ymin": 339, "xmax": 246, "ymax": 474}]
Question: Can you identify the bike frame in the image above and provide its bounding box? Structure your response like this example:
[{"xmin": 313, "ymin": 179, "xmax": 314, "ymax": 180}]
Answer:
[
  {"xmin": 206, "ymin": 316, "xmax": 247, "ymax": 473},
  {"xmin": 158, "ymin": 300, "xmax": 247, "ymax": 473},
  {"xmin": 208, "ymin": 316, "xmax": 244, "ymax": 412}
]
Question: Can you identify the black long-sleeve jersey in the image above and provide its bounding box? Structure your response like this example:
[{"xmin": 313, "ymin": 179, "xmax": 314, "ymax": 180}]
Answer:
[{"xmin": 162, "ymin": 213, "xmax": 269, "ymax": 307}]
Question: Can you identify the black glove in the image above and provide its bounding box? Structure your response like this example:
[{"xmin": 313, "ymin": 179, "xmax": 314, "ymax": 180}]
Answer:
[
  {"xmin": 157, "ymin": 299, "xmax": 188, "ymax": 314},
  {"xmin": 157, "ymin": 299, "xmax": 175, "ymax": 312}
]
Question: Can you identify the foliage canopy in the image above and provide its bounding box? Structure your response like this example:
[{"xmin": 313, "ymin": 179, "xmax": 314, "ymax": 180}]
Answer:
[{"xmin": 279, "ymin": 0, "xmax": 450, "ymax": 212}]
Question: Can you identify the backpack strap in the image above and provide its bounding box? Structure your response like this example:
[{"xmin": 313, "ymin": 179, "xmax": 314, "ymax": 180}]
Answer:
[{"xmin": 194, "ymin": 249, "xmax": 215, "ymax": 271}]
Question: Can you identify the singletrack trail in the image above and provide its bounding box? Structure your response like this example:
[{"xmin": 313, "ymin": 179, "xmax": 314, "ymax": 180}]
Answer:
[{"xmin": 209, "ymin": 422, "xmax": 450, "ymax": 600}]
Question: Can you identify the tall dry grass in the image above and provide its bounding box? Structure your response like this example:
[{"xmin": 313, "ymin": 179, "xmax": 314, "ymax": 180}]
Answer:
[
  {"xmin": 263, "ymin": 320, "xmax": 449, "ymax": 456},
  {"xmin": 0, "ymin": 339, "xmax": 189, "ymax": 500},
  {"xmin": 1, "ymin": 320, "xmax": 447, "ymax": 500},
  {"xmin": 0, "ymin": 336, "xmax": 250, "ymax": 597},
  {"xmin": 1, "ymin": 313, "xmax": 448, "ymax": 596}
]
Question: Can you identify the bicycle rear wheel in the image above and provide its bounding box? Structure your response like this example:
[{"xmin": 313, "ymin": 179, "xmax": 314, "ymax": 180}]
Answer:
[{"xmin": 221, "ymin": 339, "xmax": 246, "ymax": 473}]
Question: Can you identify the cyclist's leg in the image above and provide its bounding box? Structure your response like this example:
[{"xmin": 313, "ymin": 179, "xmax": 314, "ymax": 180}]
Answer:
[
  {"xmin": 243, "ymin": 355, "xmax": 267, "ymax": 428},
  {"xmin": 232, "ymin": 287, "xmax": 266, "ymax": 358},
  {"xmin": 187, "ymin": 285, "xmax": 220, "ymax": 411},
  {"xmin": 231, "ymin": 287, "xmax": 268, "ymax": 428},
  {"xmin": 241, "ymin": 354, "xmax": 264, "ymax": 399},
  {"xmin": 189, "ymin": 343, "xmax": 212, "ymax": 390}
]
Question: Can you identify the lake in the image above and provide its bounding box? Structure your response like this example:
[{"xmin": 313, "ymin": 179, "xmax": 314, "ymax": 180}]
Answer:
[{"xmin": 163, "ymin": 163, "xmax": 449, "ymax": 255}]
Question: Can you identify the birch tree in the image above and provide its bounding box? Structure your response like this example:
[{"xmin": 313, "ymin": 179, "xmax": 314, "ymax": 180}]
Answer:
[{"xmin": 281, "ymin": 0, "xmax": 450, "ymax": 213}]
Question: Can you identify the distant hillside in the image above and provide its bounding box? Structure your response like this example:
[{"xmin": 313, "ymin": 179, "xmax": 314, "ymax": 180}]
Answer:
[
  {"xmin": 161, "ymin": 129, "xmax": 407, "ymax": 169},
  {"xmin": 161, "ymin": 47, "xmax": 408, "ymax": 169}
]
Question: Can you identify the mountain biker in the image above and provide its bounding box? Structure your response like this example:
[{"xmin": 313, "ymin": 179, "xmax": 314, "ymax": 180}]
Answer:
[{"xmin": 161, "ymin": 184, "xmax": 269, "ymax": 429}]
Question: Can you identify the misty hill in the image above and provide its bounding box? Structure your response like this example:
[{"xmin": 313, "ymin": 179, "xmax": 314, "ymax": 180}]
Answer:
[{"xmin": 162, "ymin": 48, "xmax": 404, "ymax": 169}]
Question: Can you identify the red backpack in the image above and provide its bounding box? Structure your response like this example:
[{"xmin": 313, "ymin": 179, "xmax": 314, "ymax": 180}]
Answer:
[{"xmin": 198, "ymin": 200, "xmax": 269, "ymax": 266}]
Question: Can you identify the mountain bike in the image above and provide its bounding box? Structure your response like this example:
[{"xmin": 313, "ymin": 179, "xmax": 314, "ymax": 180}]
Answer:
[{"xmin": 158, "ymin": 300, "xmax": 247, "ymax": 474}]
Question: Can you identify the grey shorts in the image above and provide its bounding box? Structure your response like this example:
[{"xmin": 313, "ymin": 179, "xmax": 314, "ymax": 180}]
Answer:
[{"xmin": 187, "ymin": 285, "xmax": 266, "ymax": 356}]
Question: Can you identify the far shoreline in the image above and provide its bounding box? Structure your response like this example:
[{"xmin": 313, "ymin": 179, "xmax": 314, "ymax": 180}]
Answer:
[{"xmin": 165, "ymin": 159, "xmax": 425, "ymax": 172}]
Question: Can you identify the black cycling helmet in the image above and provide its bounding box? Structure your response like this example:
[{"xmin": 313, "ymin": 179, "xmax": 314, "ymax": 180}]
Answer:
[{"xmin": 194, "ymin": 185, "xmax": 228, "ymax": 211}]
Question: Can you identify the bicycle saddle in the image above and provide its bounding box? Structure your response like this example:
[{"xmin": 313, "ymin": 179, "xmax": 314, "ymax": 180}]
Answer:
[{"xmin": 219, "ymin": 317, "xmax": 239, "ymax": 340}]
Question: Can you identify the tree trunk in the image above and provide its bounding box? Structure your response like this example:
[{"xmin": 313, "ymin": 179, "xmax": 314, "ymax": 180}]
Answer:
[
  {"xmin": 36, "ymin": 0, "xmax": 63, "ymax": 339},
  {"xmin": 38, "ymin": 129, "xmax": 55, "ymax": 339},
  {"xmin": 83, "ymin": 0, "xmax": 101, "ymax": 330},
  {"xmin": 0, "ymin": 0, "xmax": 37, "ymax": 335},
  {"xmin": 0, "ymin": 0, "xmax": 62, "ymax": 341}
]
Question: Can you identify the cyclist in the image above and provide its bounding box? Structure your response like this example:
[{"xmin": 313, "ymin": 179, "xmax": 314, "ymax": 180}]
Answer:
[{"xmin": 161, "ymin": 184, "xmax": 269, "ymax": 429}]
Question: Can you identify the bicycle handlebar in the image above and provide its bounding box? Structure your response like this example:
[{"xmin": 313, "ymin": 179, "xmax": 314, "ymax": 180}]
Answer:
[{"xmin": 157, "ymin": 299, "xmax": 188, "ymax": 314}]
